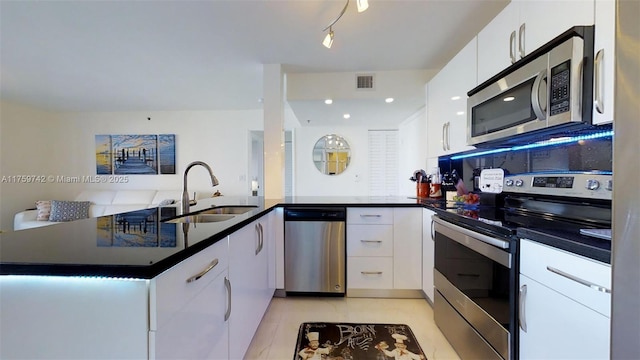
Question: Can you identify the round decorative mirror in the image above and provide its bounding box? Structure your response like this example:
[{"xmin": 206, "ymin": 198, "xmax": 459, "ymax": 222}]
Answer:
[{"xmin": 312, "ymin": 134, "xmax": 351, "ymax": 175}]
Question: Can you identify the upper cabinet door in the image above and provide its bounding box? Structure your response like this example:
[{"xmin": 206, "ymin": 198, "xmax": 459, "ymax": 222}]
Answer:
[
  {"xmin": 478, "ymin": 0, "xmax": 595, "ymax": 86},
  {"xmin": 426, "ymin": 37, "xmax": 477, "ymax": 160},
  {"xmin": 477, "ymin": 2, "xmax": 520, "ymax": 85},
  {"xmin": 519, "ymin": 0, "xmax": 594, "ymax": 56},
  {"xmin": 592, "ymin": 0, "xmax": 615, "ymax": 125}
]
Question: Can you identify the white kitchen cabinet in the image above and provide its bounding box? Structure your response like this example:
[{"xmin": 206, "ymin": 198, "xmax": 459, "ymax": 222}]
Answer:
[
  {"xmin": 347, "ymin": 207, "xmax": 394, "ymax": 291},
  {"xmin": 421, "ymin": 208, "xmax": 435, "ymax": 303},
  {"xmin": 392, "ymin": 208, "xmax": 422, "ymax": 289},
  {"xmin": 477, "ymin": 0, "xmax": 595, "ymax": 85},
  {"xmin": 519, "ymin": 239, "xmax": 611, "ymax": 359},
  {"xmin": 348, "ymin": 257, "xmax": 394, "ymax": 289},
  {"xmin": 476, "ymin": 1, "xmax": 520, "ymax": 84},
  {"xmin": 154, "ymin": 270, "xmax": 230, "ymax": 360},
  {"xmin": 268, "ymin": 207, "xmax": 283, "ymax": 291},
  {"xmin": 592, "ymin": 0, "xmax": 615, "ymax": 125},
  {"xmin": 228, "ymin": 217, "xmax": 273, "ymax": 360},
  {"xmin": 426, "ymin": 37, "xmax": 477, "ymax": 160},
  {"xmin": 153, "ymin": 237, "xmax": 230, "ymax": 360},
  {"xmin": 346, "ymin": 207, "xmax": 422, "ymax": 294},
  {"xmin": 347, "ymin": 224, "xmax": 393, "ymax": 257}
]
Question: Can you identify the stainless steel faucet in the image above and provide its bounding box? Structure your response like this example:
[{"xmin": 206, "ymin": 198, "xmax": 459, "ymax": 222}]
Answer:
[{"xmin": 182, "ymin": 161, "xmax": 219, "ymax": 214}]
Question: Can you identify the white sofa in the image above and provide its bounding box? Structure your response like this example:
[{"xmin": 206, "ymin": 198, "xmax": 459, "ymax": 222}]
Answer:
[{"xmin": 14, "ymin": 189, "xmax": 184, "ymax": 231}]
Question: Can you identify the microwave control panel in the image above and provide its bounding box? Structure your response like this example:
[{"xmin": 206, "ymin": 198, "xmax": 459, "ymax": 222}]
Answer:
[{"xmin": 550, "ymin": 60, "xmax": 571, "ymax": 116}]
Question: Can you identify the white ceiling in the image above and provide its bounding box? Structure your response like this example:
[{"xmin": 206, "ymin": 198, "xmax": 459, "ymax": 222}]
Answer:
[{"xmin": 0, "ymin": 0, "xmax": 508, "ymax": 127}]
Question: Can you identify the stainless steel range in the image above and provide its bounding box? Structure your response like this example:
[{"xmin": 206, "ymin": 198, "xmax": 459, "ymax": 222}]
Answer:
[{"xmin": 433, "ymin": 171, "xmax": 612, "ymax": 360}]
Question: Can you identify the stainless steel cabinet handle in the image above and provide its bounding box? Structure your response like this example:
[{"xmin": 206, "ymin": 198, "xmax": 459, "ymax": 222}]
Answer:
[
  {"xmin": 224, "ymin": 277, "xmax": 231, "ymax": 321},
  {"xmin": 259, "ymin": 223, "xmax": 264, "ymax": 253},
  {"xmin": 185, "ymin": 258, "xmax": 219, "ymax": 283},
  {"xmin": 255, "ymin": 223, "xmax": 264, "ymax": 255},
  {"xmin": 442, "ymin": 123, "xmax": 447, "ymax": 151},
  {"xmin": 361, "ymin": 271, "xmax": 383, "ymax": 275},
  {"xmin": 518, "ymin": 23, "xmax": 526, "ymax": 58},
  {"xmin": 510, "ymin": 30, "xmax": 517, "ymax": 64},
  {"xmin": 546, "ymin": 266, "xmax": 611, "ymax": 293},
  {"xmin": 446, "ymin": 122, "xmax": 451, "ymax": 150},
  {"xmin": 594, "ymin": 49, "xmax": 604, "ymax": 114},
  {"xmin": 519, "ymin": 284, "xmax": 527, "ymax": 332},
  {"xmin": 360, "ymin": 214, "xmax": 382, "ymax": 218},
  {"xmin": 430, "ymin": 219, "xmax": 435, "ymax": 241},
  {"xmin": 360, "ymin": 240, "xmax": 382, "ymax": 243}
]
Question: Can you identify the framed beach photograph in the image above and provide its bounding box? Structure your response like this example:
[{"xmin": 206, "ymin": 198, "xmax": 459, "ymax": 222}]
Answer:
[{"xmin": 95, "ymin": 134, "xmax": 176, "ymax": 175}]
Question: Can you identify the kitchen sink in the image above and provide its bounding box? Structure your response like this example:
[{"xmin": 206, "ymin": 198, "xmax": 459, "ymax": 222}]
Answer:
[
  {"xmin": 165, "ymin": 214, "xmax": 236, "ymax": 223},
  {"xmin": 202, "ymin": 205, "xmax": 258, "ymax": 215}
]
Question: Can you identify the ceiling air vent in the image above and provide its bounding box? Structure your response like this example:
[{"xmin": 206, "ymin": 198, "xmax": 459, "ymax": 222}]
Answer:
[{"xmin": 356, "ymin": 74, "xmax": 375, "ymax": 90}]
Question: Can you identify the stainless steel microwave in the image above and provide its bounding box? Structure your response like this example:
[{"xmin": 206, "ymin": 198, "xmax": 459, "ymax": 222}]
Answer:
[{"xmin": 467, "ymin": 26, "xmax": 594, "ymax": 146}]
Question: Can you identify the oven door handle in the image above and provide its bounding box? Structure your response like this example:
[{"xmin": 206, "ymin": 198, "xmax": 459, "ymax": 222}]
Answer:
[
  {"xmin": 433, "ymin": 216, "xmax": 511, "ymax": 268},
  {"xmin": 433, "ymin": 216, "xmax": 510, "ymax": 249}
]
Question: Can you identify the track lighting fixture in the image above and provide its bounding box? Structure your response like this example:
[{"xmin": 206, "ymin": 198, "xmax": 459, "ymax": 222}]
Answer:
[
  {"xmin": 356, "ymin": 0, "xmax": 369, "ymax": 12},
  {"xmin": 321, "ymin": 0, "xmax": 368, "ymax": 49},
  {"xmin": 323, "ymin": 27, "xmax": 335, "ymax": 48}
]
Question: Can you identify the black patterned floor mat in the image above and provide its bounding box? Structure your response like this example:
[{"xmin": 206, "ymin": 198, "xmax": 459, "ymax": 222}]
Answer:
[{"xmin": 294, "ymin": 322, "xmax": 426, "ymax": 359}]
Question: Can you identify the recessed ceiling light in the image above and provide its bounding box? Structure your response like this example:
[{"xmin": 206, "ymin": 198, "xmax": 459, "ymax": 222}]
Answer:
[
  {"xmin": 503, "ymin": 96, "xmax": 515, "ymax": 102},
  {"xmin": 456, "ymin": 111, "xmax": 465, "ymax": 116},
  {"xmin": 325, "ymin": 99, "xmax": 333, "ymax": 105},
  {"xmin": 343, "ymin": 113, "xmax": 351, "ymax": 119},
  {"xmin": 385, "ymin": 97, "xmax": 394, "ymax": 103},
  {"xmin": 451, "ymin": 96, "xmax": 461, "ymax": 101}
]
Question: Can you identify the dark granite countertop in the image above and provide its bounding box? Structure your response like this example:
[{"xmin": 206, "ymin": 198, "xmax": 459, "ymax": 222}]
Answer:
[
  {"xmin": 0, "ymin": 196, "xmax": 426, "ymax": 278},
  {"xmin": 0, "ymin": 195, "xmax": 611, "ymax": 278}
]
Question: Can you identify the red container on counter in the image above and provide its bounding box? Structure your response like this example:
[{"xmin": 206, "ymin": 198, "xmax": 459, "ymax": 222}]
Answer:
[{"xmin": 417, "ymin": 182, "xmax": 429, "ymax": 198}]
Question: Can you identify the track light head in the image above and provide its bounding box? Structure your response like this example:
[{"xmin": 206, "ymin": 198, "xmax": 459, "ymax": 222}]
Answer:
[
  {"xmin": 356, "ymin": 0, "xmax": 369, "ymax": 12},
  {"xmin": 322, "ymin": 28, "xmax": 334, "ymax": 48}
]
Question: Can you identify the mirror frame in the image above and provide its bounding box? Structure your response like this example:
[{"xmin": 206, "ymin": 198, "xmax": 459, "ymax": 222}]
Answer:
[{"xmin": 312, "ymin": 134, "xmax": 351, "ymax": 175}]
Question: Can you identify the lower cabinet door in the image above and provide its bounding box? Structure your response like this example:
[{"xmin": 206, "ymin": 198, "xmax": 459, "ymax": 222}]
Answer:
[
  {"xmin": 347, "ymin": 257, "xmax": 393, "ymax": 289},
  {"xmin": 154, "ymin": 270, "xmax": 230, "ymax": 360},
  {"xmin": 228, "ymin": 220, "xmax": 270, "ymax": 360},
  {"xmin": 519, "ymin": 274, "xmax": 610, "ymax": 359}
]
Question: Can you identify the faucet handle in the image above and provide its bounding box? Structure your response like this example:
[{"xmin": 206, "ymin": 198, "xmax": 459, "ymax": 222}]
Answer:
[{"xmin": 189, "ymin": 191, "xmax": 197, "ymax": 206}]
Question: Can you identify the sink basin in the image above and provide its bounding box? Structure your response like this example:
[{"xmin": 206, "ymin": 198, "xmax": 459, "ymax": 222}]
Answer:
[
  {"xmin": 202, "ymin": 205, "xmax": 258, "ymax": 215},
  {"xmin": 165, "ymin": 214, "xmax": 236, "ymax": 223}
]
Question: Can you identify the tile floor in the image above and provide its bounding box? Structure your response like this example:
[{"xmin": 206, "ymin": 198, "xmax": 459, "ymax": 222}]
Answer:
[{"xmin": 244, "ymin": 296, "xmax": 461, "ymax": 360}]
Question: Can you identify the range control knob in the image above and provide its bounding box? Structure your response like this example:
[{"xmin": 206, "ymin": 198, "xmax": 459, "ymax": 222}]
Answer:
[
  {"xmin": 586, "ymin": 179, "xmax": 600, "ymax": 190},
  {"xmin": 606, "ymin": 179, "xmax": 613, "ymax": 191},
  {"xmin": 515, "ymin": 179, "xmax": 524, "ymax": 187},
  {"xmin": 505, "ymin": 179, "xmax": 514, "ymax": 187}
]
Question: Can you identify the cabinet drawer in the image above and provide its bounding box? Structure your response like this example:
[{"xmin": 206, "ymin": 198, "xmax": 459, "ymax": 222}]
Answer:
[
  {"xmin": 520, "ymin": 239, "xmax": 611, "ymax": 317},
  {"xmin": 347, "ymin": 225, "xmax": 393, "ymax": 257},
  {"xmin": 347, "ymin": 208, "xmax": 393, "ymax": 224},
  {"xmin": 153, "ymin": 238, "xmax": 228, "ymax": 330},
  {"xmin": 347, "ymin": 257, "xmax": 393, "ymax": 289}
]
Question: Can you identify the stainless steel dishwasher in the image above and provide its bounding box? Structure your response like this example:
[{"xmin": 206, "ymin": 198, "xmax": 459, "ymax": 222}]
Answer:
[{"xmin": 284, "ymin": 207, "xmax": 346, "ymax": 295}]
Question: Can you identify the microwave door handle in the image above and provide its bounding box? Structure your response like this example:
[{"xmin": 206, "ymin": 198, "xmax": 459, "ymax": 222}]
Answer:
[{"xmin": 531, "ymin": 69, "xmax": 547, "ymax": 121}]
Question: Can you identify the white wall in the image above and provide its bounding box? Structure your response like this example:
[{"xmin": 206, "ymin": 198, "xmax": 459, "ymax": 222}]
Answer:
[
  {"xmin": 1, "ymin": 100, "xmax": 428, "ymax": 229},
  {"xmin": 0, "ymin": 101, "xmax": 263, "ymax": 230},
  {"xmin": 398, "ymin": 107, "xmax": 428, "ymax": 197},
  {"xmin": 293, "ymin": 126, "xmax": 369, "ymax": 197}
]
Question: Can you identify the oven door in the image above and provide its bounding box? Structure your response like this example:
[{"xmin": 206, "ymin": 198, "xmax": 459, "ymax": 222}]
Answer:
[{"xmin": 433, "ymin": 216, "xmax": 513, "ymax": 360}]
